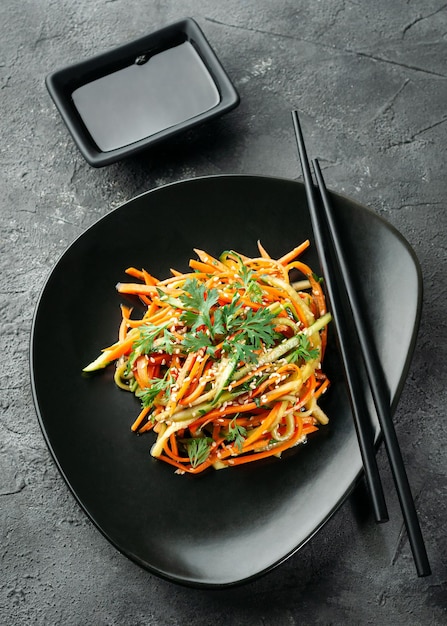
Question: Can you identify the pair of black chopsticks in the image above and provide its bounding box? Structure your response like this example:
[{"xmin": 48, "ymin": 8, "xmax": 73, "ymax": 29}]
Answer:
[{"xmin": 291, "ymin": 110, "xmax": 431, "ymax": 577}]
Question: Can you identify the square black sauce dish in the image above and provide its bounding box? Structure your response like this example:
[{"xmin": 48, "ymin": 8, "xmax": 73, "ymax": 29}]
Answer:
[{"xmin": 45, "ymin": 18, "xmax": 240, "ymax": 167}]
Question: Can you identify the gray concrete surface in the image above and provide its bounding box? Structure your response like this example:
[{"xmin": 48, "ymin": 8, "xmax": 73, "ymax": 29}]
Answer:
[{"xmin": 1, "ymin": 0, "xmax": 446, "ymax": 624}]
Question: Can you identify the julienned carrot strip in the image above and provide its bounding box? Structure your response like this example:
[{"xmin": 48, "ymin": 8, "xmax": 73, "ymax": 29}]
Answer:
[
  {"xmin": 260, "ymin": 284, "xmax": 292, "ymax": 303},
  {"xmin": 131, "ymin": 405, "xmax": 151, "ymax": 432},
  {"xmin": 287, "ymin": 260, "xmax": 329, "ymax": 356},
  {"xmin": 179, "ymin": 377, "xmax": 208, "ymax": 405},
  {"xmin": 116, "ymin": 283, "xmax": 159, "ymax": 295},
  {"xmin": 134, "ymin": 406, "xmax": 162, "ymax": 433},
  {"xmin": 284, "ymin": 376, "xmax": 315, "ymax": 412},
  {"xmin": 257, "ymin": 240, "xmax": 272, "ymax": 259},
  {"xmin": 125, "ymin": 267, "xmax": 156, "ymax": 283},
  {"xmin": 287, "ymin": 260, "xmax": 327, "ymax": 317},
  {"xmin": 189, "ymin": 260, "xmax": 224, "ymax": 274},
  {"xmin": 125, "ymin": 267, "xmax": 145, "ymax": 280},
  {"xmin": 178, "ymin": 352, "xmax": 209, "ymax": 405},
  {"xmin": 144, "ymin": 302, "xmax": 158, "ymax": 318},
  {"xmin": 142, "ymin": 269, "xmax": 158, "ymax": 285},
  {"xmin": 278, "ymin": 239, "xmax": 310, "ymax": 265},
  {"xmin": 119, "ymin": 305, "xmax": 132, "ymax": 341},
  {"xmin": 247, "ymin": 260, "xmax": 289, "ymax": 282},
  {"xmin": 101, "ymin": 332, "xmax": 136, "ymax": 360},
  {"xmin": 168, "ymin": 432, "xmax": 179, "ymax": 457},
  {"xmin": 84, "ymin": 242, "xmax": 331, "ymax": 473},
  {"xmin": 302, "ymin": 423, "xmax": 319, "ymax": 435},
  {"xmin": 217, "ymin": 291, "xmax": 264, "ymax": 310},
  {"xmin": 121, "ymin": 307, "xmax": 148, "ymax": 329},
  {"xmin": 134, "ymin": 356, "xmax": 151, "ymax": 389},
  {"xmin": 143, "ymin": 306, "xmax": 173, "ymax": 325},
  {"xmin": 165, "ymin": 352, "xmax": 196, "ymax": 416},
  {"xmin": 158, "ymin": 271, "xmax": 210, "ymax": 285},
  {"xmin": 243, "ymin": 402, "xmax": 284, "ymax": 447},
  {"xmin": 193, "ymin": 248, "xmax": 228, "ymax": 272},
  {"xmin": 314, "ymin": 377, "xmax": 330, "ymax": 399}
]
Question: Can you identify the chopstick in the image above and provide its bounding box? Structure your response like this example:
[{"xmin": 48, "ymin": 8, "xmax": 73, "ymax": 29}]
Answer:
[
  {"xmin": 291, "ymin": 110, "xmax": 431, "ymax": 577},
  {"xmin": 291, "ymin": 111, "xmax": 388, "ymax": 525}
]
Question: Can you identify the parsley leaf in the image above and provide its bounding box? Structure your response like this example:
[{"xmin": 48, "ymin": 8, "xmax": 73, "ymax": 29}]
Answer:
[
  {"xmin": 137, "ymin": 373, "xmax": 172, "ymax": 408},
  {"xmin": 214, "ymin": 293, "xmax": 241, "ymax": 336},
  {"xmin": 223, "ymin": 339, "xmax": 259, "ymax": 364},
  {"xmin": 186, "ymin": 437, "xmax": 212, "ymax": 468},
  {"xmin": 182, "ymin": 329, "xmax": 213, "ymax": 353},
  {"xmin": 238, "ymin": 262, "xmax": 263, "ymax": 303},
  {"xmin": 156, "ymin": 328, "xmax": 177, "ymax": 355},
  {"xmin": 289, "ymin": 334, "xmax": 320, "ymax": 363},
  {"xmin": 126, "ymin": 323, "xmax": 166, "ymax": 373},
  {"xmin": 132, "ymin": 323, "xmax": 161, "ymax": 355},
  {"xmin": 179, "ymin": 279, "xmax": 219, "ymax": 334},
  {"xmin": 179, "ymin": 278, "xmax": 276, "ymax": 366},
  {"xmin": 238, "ymin": 307, "xmax": 277, "ymax": 348},
  {"xmin": 226, "ymin": 417, "xmax": 247, "ymax": 451}
]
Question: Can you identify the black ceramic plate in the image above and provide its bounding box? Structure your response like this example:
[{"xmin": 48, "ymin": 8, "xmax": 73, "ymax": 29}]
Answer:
[{"xmin": 30, "ymin": 175, "xmax": 422, "ymax": 588}]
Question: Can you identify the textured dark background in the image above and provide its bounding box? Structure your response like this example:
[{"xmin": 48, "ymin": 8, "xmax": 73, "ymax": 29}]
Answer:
[{"xmin": 1, "ymin": 1, "xmax": 446, "ymax": 624}]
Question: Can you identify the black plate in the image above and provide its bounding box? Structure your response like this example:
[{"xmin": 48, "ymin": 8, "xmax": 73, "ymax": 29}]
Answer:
[
  {"xmin": 45, "ymin": 18, "xmax": 239, "ymax": 167},
  {"xmin": 30, "ymin": 175, "xmax": 422, "ymax": 587}
]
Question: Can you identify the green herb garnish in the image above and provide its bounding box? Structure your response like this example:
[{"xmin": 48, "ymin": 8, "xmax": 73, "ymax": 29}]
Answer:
[
  {"xmin": 226, "ymin": 417, "xmax": 247, "ymax": 451},
  {"xmin": 186, "ymin": 437, "xmax": 213, "ymax": 468}
]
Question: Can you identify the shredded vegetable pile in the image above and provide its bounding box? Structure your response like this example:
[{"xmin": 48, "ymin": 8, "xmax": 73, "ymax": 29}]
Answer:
[{"xmin": 83, "ymin": 240, "xmax": 332, "ymax": 474}]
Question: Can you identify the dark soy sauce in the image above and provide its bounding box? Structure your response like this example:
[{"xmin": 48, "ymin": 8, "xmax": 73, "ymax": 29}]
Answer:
[{"xmin": 72, "ymin": 41, "xmax": 220, "ymax": 152}]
